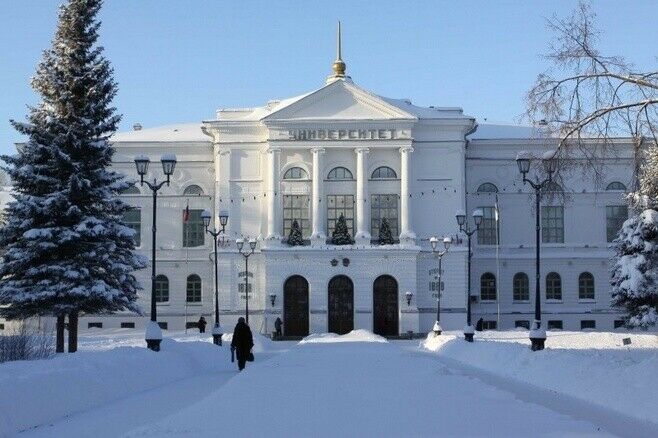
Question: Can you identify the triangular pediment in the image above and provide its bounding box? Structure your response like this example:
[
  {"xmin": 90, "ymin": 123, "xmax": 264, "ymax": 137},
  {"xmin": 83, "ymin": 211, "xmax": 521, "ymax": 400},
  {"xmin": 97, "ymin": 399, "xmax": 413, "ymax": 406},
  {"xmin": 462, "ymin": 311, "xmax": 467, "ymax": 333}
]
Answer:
[{"xmin": 262, "ymin": 80, "xmax": 417, "ymax": 122}]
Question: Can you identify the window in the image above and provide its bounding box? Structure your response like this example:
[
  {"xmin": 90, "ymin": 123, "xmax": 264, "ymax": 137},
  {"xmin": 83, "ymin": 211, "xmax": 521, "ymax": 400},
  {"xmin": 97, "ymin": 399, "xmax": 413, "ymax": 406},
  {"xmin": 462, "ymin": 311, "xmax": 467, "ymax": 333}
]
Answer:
[
  {"xmin": 546, "ymin": 272, "xmax": 562, "ymax": 300},
  {"xmin": 0, "ymin": 323, "xmax": 4, "ymax": 330},
  {"xmin": 606, "ymin": 205, "xmax": 628, "ymax": 242},
  {"xmin": 477, "ymin": 206, "xmax": 499, "ymax": 245},
  {"xmin": 186, "ymin": 322, "xmax": 199, "ymax": 329},
  {"xmin": 614, "ymin": 320, "xmax": 625, "ymax": 329},
  {"xmin": 371, "ymin": 166, "xmax": 397, "ymax": 179},
  {"xmin": 183, "ymin": 209, "xmax": 205, "ymax": 247},
  {"xmin": 578, "ymin": 272, "xmax": 595, "ymax": 300},
  {"xmin": 238, "ymin": 283, "xmax": 253, "ymax": 294},
  {"xmin": 548, "ymin": 320, "xmax": 563, "ymax": 330},
  {"xmin": 541, "ymin": 206, "xmax": 564, "ymax": 243},
  {"xmin": 121, "ymin": 322, "xmax": 135, "ymax": 329},
  {"xmin": 121, "ymin": 185, "xmax": 140, "ymax": 195},
  {"xmin": 477, "ymin": 183, "xmax": 498, "ymax": 193},
  {"xmin": 155, "ymin": 275, "xmax": 169, "ymax": 303},
  {"xmin": 513, "ymin": 273, "xmax": 530, "ymax": 301},
  {"xmin": 515, "ymin": 320, "xmax": 530, "ymax": 329},
  {"xmin": 581, "ymin": 320, "xmax": 596, "ymax": 330},
  {"xmin": 327, "ymin": 195, "xmax": 354, "ymax": 236},
  {"xmin": 283, "ymin": 195, "xmax": 310, "ymax": 238},
  {"xmin": 158, "ymin": 322, "xmax": 168, "ymax": 330},
  {"xmin": 482, "ymin": 321, "xmax": 497, "ymax": 330},
  {"xmin": 183, "ymin": 184, "xmax": 204, "ymax": 196},
  {"xmin": 123, "ymin": 208, "xmax": 141, "ymax": 247},
  {"xmin": 606, "ymin": 181, "xmax": 627, "ymax": 191},
  {"xmin": 371, "ymin": 194, "xmax": 398, "ymax": 239},
  {"xmin": 88, "ymin": 322, "xmax": 102, "ymax": 329},
  {"xmin": 327, "ymin": 167, "xmax": 353, "ymax": 180},
  {"xmin": 186, "ymin": 274, "xmax": 202, "ymax": 303},
  {"xmin": 283, "ymin": 167, "xmax": 308, "ymax": 180},
  {"xmin": 480, "ymin": 273, "xmax": 497, "ymax": 301}
]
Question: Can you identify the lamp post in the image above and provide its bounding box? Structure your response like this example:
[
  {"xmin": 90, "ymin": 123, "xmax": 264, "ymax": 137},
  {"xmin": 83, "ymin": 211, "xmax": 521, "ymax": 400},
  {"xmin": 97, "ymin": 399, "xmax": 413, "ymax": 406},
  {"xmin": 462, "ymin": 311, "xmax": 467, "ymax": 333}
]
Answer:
[
  {"xmin": 456, "ymin": 209, "xmax": 483, "ymax": 342},
  {"xmin": 236, "ymin": 237, "xmax": 257, "ymax": 325},
  {"xmin": 430, "ymin": 236, "xmax": 452, "ymax": 336},
  {"xmin": 201, "ymin": 209, "xmax": 229, "ymax": 346},
  {"xmin": 405, "ymin": 291, "xmax": 413, "ymax": 306},
  {"xmin": 516, "ymin": 150, "xmax": 557, "ymax": 351},
  {"xmin": 134, "ymin": 154, "xmax": 177, "ymax": 352}
]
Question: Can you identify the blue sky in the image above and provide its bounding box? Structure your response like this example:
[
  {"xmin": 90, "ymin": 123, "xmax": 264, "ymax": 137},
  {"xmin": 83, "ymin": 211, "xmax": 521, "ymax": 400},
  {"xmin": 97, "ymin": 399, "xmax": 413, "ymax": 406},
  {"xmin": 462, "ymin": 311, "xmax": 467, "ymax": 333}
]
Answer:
[{"xmin": 1, "ymin": 0, "xmax": 656, "ymax": 155}]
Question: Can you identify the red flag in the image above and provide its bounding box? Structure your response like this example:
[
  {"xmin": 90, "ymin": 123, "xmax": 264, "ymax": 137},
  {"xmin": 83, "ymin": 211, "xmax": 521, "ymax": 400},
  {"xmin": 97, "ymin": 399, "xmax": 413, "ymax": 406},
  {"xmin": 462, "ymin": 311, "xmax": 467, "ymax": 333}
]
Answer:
[{"xmin": 183, "ymin": 203, "xmax": 190, "ymax": 223}]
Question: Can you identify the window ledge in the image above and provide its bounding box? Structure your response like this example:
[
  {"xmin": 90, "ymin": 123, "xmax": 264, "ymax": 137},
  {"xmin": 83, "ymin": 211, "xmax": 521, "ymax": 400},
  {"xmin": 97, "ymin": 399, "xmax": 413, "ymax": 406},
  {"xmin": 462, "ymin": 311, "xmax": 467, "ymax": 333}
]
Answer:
[
  {"xmin": 578, "ymin": 299, "xmax": 596, "ymax": 303},
  {"xmin": 186, "ymin": 303, "xmax": 203, "ymax": 306},
  {"xmin": 545, "ymin": 299, "xmax": 563, "ymax": 304},
  {"xmin": 156, "ymin": 303, "xmax": 170, "ymax": 306},
  {"xmin": 513, "ymin": 300, "xmax": 531, "ymax": 304},
  {"xmin": 479, "ymin": 299, "xmax": 498, "ymax": 303}
]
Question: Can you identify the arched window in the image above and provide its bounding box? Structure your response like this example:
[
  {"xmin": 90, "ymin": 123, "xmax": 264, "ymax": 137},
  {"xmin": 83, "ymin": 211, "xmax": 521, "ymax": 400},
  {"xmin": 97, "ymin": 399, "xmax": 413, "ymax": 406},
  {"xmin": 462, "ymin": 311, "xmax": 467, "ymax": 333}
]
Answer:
[
  {"xmin": 371, "ymin": 166, "xmax": 397, "ymax": 179},
  {"xmin": 155, "ymin": 275, "xmax": 169, "ymax": 303},
  {"xmin": 477, "ymin": 183, "xmax": 498, "ymax": 193},
  {"xmin": 121, "ymin": 185, "xmax": 140, "ymax": 195},
  {"xmin": 578, "ymin": 272, "xmax": 595, "ymax": 300},
  {"xmin": 513, "ymin": 272, "xmax": 529, "ymax": 301},
  {"xmin": 186, "ymin": 274, "xmax": 202, "ymax": 303},
  {"xmin": 327, "ymin": 167, "xmax": 353, "ymax": 180},
  {"xmin": 480, "ymin": 273, "xmax": 497, "ymax": 301},
  {"xmin": 283, "ymin": 167, "xmax": 309, "ymax": 180},
  {"xmin": 546, "ymin": 272, "xmax": 562, "ymax": 300},
  {"xmin": 183, "ymin": 185, "xmax": 204, "ymax": 196},
  {"xmin": 606, "ymin": 181, "xmax": 626, "ymax": 191}
]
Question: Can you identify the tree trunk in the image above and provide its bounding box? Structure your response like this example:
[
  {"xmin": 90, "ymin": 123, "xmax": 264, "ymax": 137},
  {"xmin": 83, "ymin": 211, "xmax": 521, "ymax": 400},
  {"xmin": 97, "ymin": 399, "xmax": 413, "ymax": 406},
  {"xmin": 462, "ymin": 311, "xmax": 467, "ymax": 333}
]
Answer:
[
  {"xmin": 67, "ymin": 310, "xmax": 78, "ymax": 353},
  {"xmin": 56, "ymin": 314, "xmax": 65, "ymax": 353}
]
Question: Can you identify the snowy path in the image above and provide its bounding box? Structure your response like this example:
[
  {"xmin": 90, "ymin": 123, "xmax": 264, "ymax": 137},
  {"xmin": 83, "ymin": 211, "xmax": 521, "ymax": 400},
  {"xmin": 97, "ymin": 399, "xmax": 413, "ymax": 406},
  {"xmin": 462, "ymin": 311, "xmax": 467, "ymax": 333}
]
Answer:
[{"xmin": 127, "ymin": 340, "xmax": 621, "ymax": 437}]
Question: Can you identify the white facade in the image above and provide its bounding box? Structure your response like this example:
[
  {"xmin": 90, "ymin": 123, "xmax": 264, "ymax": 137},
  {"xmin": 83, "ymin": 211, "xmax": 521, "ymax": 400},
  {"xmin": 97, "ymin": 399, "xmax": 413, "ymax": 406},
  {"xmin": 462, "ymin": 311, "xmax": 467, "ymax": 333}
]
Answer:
[{"xmin": 1, "ymin": 58, "xmax": 633, "ymax": 336}]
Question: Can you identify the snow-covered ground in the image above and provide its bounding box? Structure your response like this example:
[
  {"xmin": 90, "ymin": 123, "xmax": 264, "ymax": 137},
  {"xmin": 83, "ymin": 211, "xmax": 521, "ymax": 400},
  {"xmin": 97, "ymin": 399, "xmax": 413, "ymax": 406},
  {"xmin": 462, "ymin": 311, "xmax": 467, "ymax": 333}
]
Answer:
[{"xmin": 1, "ymin": 329, "xmax": 656, "ymax": 437}]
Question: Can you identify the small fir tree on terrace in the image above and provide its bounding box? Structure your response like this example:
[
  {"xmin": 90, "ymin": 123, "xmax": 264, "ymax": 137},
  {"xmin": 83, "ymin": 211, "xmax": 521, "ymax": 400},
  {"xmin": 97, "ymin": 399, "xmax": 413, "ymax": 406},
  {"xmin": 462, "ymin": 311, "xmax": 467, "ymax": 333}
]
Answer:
[
  {"xmin": 0, "ymin": 0, "xmax": 147, "ymax": 350},
  {"xmin": 287, "ymin": 220, "xmax": 304, "ymax": 246},
  {"xmin": 331, "ymin": 214, "xmax": 353, "ymax": 245},
  {"xmin": 378, "ymin": 217, "xmax": 394, "ymax": 245}
]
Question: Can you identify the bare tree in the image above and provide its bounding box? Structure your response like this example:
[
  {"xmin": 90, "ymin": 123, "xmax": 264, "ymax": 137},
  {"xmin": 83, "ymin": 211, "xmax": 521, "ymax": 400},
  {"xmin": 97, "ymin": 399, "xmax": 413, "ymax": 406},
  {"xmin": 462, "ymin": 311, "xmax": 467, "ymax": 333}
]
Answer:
[{"xmin": 526, "ymin": 2, "xmax": 658, "ymax": 187}]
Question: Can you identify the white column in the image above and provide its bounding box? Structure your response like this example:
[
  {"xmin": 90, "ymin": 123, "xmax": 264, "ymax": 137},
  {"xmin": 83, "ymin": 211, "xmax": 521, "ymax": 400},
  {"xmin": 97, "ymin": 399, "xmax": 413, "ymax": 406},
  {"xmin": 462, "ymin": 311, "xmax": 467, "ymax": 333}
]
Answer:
[
  {"xmin": 266, "ymin": 147, "xmax": 281, "ymax": 241},
  {"xmin": 217, "ymin": 147, "xmax": 233, "ymax": 235},
  {"xmin": 399, "ymin": 146, "xmax": 416, "ymax": 243},
  {"xmin": 354, "ymin": 147, "xmax": 371, "ymax": 243},
  {"xmin": 311, "ymin": 147, "xmax": 326, "ymax": 245},
  {"xmin": 213, "ymin": 143, "xmax": 221, "ymax": 230}
]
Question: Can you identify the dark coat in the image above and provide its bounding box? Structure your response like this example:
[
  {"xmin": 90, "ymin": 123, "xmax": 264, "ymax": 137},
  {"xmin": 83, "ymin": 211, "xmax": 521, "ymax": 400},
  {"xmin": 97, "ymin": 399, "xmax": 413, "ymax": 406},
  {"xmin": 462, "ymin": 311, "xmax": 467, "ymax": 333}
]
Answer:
[
  {"xmin": 198, "ymin": 317, "xmax": 207, "ymax": 328},
  {"xmin": 475, "ymin": 318, "xmax": 484, "ymax": 331},
  {"xmin": 231, "ymin": 320, "xmax": 254, "ymax": 358},
  {"xmin": 274, "ymin": 317, "xmax": 282, "ymax": 331}
]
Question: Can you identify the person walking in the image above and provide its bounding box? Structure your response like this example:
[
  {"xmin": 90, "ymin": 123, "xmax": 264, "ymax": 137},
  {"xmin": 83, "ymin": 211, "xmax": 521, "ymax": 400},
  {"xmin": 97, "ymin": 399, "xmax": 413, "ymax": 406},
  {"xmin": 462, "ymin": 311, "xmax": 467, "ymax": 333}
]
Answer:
[
  {"xmin": 231, "ymin": 317, "xmax": 254, "ymax": 371},
  {"xmin": 274, "ymin": 317, "xmax": 283, "ymax": 339},
  {"xmin": 198, "ymin": 316, "xmax": 207, "ymax": 333}
]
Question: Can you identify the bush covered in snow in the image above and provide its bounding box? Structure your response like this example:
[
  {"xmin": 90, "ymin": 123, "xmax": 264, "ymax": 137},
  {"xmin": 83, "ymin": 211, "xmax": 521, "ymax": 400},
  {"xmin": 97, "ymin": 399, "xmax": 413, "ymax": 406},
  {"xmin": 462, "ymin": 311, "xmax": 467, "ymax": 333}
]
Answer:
[{"xmin": 0, "ymin": 323, "xmax": 53, "ymax": 363}]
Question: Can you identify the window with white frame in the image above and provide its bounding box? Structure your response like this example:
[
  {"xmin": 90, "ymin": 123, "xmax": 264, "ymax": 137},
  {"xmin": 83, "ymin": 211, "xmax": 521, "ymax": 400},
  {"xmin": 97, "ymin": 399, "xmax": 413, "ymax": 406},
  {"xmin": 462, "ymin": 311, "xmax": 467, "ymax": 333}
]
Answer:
[
  {"xmin": 546, "ymin": 272, "xmax": 562, "ymax": 300},
  {"xmin": 283, "ymin": 167, "xmax": 309, "ymax": 180},
  {"xmin": 122, "ymin": 208, "xmax": 141, "ymax": 247},
  {"xmin": 327, "ymin": 167, "xmax": 353, "ymax": 180},
  {"xmin": 183, "ymin": 185, "xmax": 204, "ymax": 196},
  {"xmin": 477, "ymin": 206, "xmax": 498, "ymax": 245},
  {"xmin": 606, "ymin": 181, "xmax": 626, "ymax": 191},
  {"xmin": 578, "ymin": 272, "xmax": 595, "ymax": 300},
  {"xmin": 477, "ymin": 182, "xmax": 498, "ymax": 193},
  {"xmin": 480, "ymin": 272, "xmax": 497, "ymax": 301},
  {"xmin": 371, "ymin": 166, "xmax": 397, "ymax": 179},
  {"xmin": 186, "ymin": 274, "xmax": 202, "ymax": 303},
  {"xmin": 371, "ymin": 194, "xmax": 398, "ymax": 239},
  {"xmin": 580, "ymin": 320, "xmax": 596, "ymax": 330},
  {"xmin": 327, "ymin": 195, "xmax": 354, "ymax": 236},
  {"xmin": 541, "ymin": 206, "xmax": 564, "ymax": 243},
  {"xmin": 283, "ymin": 195, "xmax": 310, "ymax": 238},
  {"xmin": 183, "ymin": 209, "xmax": 205, "ymax": 247},
  {"xmin": 548, "ymin": 320, "xmax": 563, "ymax": 330},
  {"xmin": 482, "ymin": 321, "xmax": 497, "ymax": 330},
  {"xmin": 606, "ymin": 205, "xmax": 628, "ymax": 242},
  {"xmin": 513, "ymin": 272, "xmax": 529, "ymax": 301},
  {"xmin": 155, "ymin": 275, "xmax": 169, "ymax": 303}
]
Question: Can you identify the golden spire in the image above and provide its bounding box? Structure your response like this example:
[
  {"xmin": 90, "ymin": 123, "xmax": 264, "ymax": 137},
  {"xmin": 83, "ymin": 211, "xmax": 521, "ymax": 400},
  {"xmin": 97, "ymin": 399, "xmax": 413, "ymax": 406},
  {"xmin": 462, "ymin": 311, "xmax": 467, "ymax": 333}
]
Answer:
[{"xmin": 327, "ymin": 21, "xmax": 350, "ymax": 83}]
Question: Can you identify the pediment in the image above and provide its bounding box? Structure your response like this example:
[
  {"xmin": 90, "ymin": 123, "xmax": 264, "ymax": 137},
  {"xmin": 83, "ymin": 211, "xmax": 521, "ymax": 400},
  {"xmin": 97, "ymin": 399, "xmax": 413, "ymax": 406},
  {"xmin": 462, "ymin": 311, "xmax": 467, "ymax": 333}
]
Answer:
[{"xmin": 262, "ymin": 80, "xmax": 417, "ymax": 122}]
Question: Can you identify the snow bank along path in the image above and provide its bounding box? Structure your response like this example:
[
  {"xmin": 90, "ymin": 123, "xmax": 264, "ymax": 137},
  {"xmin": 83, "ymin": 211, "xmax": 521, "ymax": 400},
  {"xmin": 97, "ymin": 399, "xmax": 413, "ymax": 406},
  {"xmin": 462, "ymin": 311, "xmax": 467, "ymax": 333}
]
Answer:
[
  {"xmin": 423, "ymin": 330, "xmax": 658, "ymax": 429},
  {"xmin": 130, "ymin": 330, "xmax": 611, "ymax": 437}
]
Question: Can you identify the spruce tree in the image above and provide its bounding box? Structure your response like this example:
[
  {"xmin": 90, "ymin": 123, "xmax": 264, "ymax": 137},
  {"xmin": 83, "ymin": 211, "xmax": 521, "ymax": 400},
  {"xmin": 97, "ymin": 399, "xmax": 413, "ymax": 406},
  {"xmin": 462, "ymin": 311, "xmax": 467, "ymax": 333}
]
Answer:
[
  {"xmin": 331, "ymin": 214, "xmax": 353, "ymax": 245},
  {"xmin": 0, "ymin": 0, "xmax": 147, "ymax": 350},
  {"xmin": 378, "ymin": 217, "xmax": 394, "ymax": 245},
  {"xmin": 287, "ymin": 219, "xmax": 304, "ymax": 246}
]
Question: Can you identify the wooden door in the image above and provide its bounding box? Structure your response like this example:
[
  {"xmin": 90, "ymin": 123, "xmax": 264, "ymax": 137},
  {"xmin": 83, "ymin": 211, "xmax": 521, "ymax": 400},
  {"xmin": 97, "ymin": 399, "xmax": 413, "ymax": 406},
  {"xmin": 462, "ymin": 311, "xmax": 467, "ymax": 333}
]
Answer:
[
  {"xmin": 284, "ymin": 275, "xmax": 309, "ymax": 337},
  {"xmin": 373, "ymin": 275, "xmax": 398, "ymax": 336},
  {"xmin": 328, "ymin": 275, "xmax": 354, "ymax": 335}
]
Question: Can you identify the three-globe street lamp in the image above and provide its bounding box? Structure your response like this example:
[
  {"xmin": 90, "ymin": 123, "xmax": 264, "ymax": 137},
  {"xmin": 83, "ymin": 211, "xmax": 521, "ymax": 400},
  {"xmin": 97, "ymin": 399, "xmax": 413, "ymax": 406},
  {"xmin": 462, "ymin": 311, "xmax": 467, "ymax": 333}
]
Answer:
[
  {"xmin": 456, "ymin": 209, "xmax": 484, "ymax": 342},
  {"xmin": 201, "ymin": 209, "xmax": 229, "ymax": 346},
  {"xmin": 516, "ymin": 150, "xmax": 558, "ymax": 351},
  {"xmin": 134, "ymin": 154, "xmax": 177, "ymax": 352},
  {"xmin": 430, "ymin": 236, "xmax": 452, "ymax": 336},
  {"xmin": 236, "ymin": 237, "xmax": 257, "ymax": 325}
]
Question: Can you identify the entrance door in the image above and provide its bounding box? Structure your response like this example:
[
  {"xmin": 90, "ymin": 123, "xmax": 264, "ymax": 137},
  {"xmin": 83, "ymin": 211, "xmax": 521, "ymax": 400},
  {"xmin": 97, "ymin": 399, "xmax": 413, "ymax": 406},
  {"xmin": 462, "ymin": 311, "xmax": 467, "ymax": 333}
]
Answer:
[
  {"xmin": 373, "ymin": 275, "xmax": 399, "ymax": 336},
  {"xmin": 328, "ymin": 275, "xmax": 354, "ymax": 335},
  {"xmin": 283, "ymin": 275, "xmax": 309, "ymax": 337}
]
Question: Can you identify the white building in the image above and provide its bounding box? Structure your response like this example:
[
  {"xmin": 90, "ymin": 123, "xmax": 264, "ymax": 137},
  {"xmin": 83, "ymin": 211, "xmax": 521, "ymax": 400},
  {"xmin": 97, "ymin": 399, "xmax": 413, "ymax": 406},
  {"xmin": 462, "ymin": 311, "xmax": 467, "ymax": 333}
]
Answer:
[{"xmin": 1, "ymin": 36, "xmax": 633, "ymax": 337}]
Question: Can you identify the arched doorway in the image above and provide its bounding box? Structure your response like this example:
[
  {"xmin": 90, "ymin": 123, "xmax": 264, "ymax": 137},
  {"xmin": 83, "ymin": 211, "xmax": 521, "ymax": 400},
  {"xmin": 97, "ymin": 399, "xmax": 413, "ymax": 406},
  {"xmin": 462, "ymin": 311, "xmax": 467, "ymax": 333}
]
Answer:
[
  {"xmin": 373, "ymin": 275, "xmax": 399, "ymax": 336},
  {"xmin": 283, "ymin": 275, "xmax": 309, "ymax": 337},
  {"xmin": 328, "ymin": 275, "xmax": 354, "ymax": 335}
]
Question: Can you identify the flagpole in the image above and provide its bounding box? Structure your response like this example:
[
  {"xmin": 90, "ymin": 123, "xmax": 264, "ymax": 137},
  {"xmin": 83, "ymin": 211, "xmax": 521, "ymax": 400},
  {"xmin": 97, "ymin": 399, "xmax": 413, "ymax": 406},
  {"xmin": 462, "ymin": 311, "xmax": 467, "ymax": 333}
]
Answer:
[{"xmin": 495, "ymin": 194, "xmax": 501, "ymax": 329}]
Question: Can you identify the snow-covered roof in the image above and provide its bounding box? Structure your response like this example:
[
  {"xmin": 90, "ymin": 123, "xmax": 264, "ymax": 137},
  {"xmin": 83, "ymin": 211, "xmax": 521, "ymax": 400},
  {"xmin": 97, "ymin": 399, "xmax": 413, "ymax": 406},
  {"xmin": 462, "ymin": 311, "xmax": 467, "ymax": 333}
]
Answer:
[
  {"xmin": 468, "ymin": 123, "xmax": 540, "ymax": 140},
  {"xmin": 216, "ymin": 92, "xmax": 314, "ymax": 122},
  {"xmin": 111, "ymin": 123, "xmax": 208, "ymax": 143}
]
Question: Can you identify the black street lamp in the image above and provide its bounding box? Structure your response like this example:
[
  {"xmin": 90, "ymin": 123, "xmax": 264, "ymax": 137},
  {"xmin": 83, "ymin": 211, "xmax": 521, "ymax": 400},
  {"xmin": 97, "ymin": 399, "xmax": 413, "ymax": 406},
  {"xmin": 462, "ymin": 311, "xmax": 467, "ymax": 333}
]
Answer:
[
  {"xmin": 430, "ymin": 236, "xmax": 452, "ymax": 336},
  {"xmin": 516, "ymin": 150, "xmax": 557, "ymax": 351},
  {"xmin": 456, "ymin": 208, "xmax": 483, "ymax": 342},
  {"xmin": 236, "ymin": 237, "xmax": 257, "ymax": 325},
  {"xmin": 134, "ymin": 154, "xmax": 177, "ymax": 352},
  {"xmin": 201, "ymin": 209, "xmax": 229, "ymax": 346}
]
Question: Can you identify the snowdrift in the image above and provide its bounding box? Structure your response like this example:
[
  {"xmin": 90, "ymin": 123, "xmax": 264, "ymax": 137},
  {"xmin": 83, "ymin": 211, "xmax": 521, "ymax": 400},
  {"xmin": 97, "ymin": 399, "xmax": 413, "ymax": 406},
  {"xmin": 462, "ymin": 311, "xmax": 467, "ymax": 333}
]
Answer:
[{"xmin": 300, "ymin": 329, "xmax": 388, "ymax": 344}]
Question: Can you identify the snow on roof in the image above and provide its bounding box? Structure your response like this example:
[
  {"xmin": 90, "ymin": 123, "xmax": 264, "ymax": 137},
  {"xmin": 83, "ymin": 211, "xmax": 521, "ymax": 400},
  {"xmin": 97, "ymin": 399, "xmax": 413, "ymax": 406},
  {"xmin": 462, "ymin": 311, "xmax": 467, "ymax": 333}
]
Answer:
[
  {"xmin": 379, "ymin": 96, "xmax": 466, "ymax": 119},
  {"xmin": 216, "ymin": 91, "xmax": 314, "ymax": 122},
  {"xmin": 111, "ymin": 123, "xmax": 208, "ymax": 143},
  {"xmin": 469, "ymin": 122, "xmax": 542, "ymax": 140}
]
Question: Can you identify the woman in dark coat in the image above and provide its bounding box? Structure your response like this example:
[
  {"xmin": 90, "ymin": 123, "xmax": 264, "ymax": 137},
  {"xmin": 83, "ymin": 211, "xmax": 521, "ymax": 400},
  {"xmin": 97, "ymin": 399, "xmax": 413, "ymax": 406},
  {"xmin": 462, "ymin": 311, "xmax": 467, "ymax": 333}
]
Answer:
[
  {"xmin": 231, "ymin": 317, "xmax": 254, "ymax": 371},
  {"xmin": 198, "ymin": 316, "xmax": 207, "ymax": 333}
]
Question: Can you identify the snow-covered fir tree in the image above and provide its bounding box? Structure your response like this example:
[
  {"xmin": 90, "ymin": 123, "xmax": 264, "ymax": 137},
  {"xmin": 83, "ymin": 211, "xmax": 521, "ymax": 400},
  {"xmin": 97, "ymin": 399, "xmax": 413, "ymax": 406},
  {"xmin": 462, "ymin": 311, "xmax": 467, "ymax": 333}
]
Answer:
[
  {"xmin": 287, "ymin": 220, "xmax": 304, "ymax": 246},
  {"xmin": 331, "ymin": 214, "xmax": 353, "ymax": 245},
  {"xmin": 378, "ymin": 217, "xmax": 394, "ymax": 245},
  {"xmin": 0, "ymin": 0, "xmax": 147, "ymax": 343}
]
